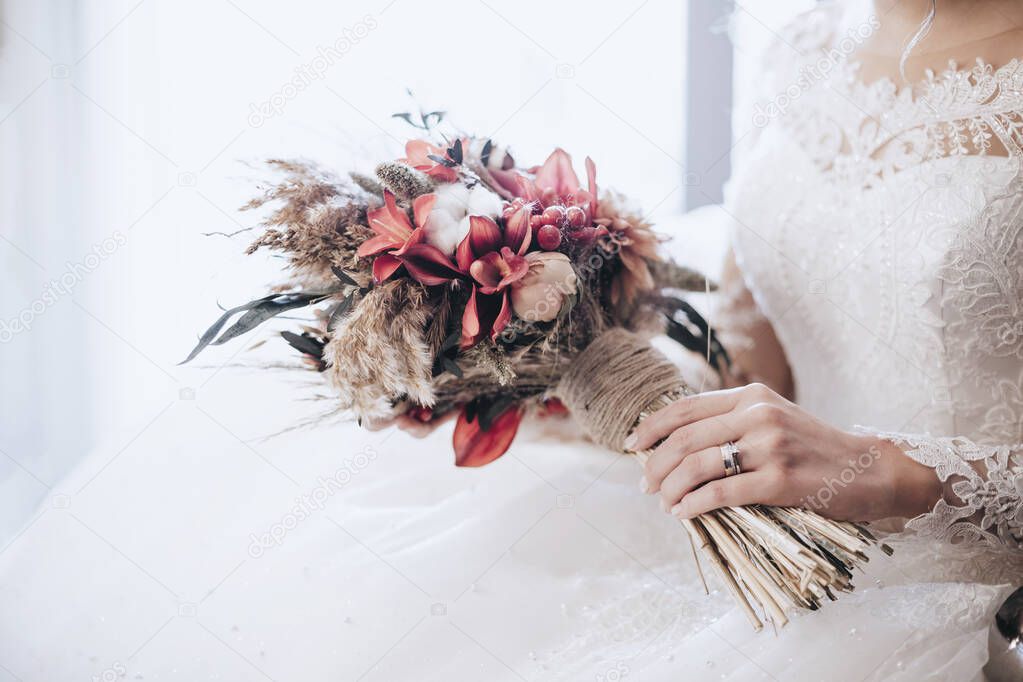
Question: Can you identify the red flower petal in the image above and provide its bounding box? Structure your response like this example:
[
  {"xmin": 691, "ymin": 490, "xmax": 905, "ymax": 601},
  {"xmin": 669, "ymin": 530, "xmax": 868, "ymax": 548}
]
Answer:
[
  {"xmin": 460, "ymin": 286, "xmax": 504, "ymax": 348},
  {"xmin": 357, "ymin": 233, "xmax": 399, "ymax": 258},
  {"xmin": 488, "ymin": 168, "xmax": 525, "ymax": 197},
  {"xmin": 403, "ymin": 140, "xmax": 458, "ymax": 182},
  {"xmin": 468, "ymin": 253, "xmax": 503, "ymax": 291},
  {"xmin": 366, "ymin": 191, "xmax": 414, "ymax": 247},
  {"xmin": 453, "ymin": 403, "xmax": 524, "ymax": 467},
  {"xmin": 504, "ymin": 203, "xmax": 533, "ymax": 255},
  {"xmin": 460, "ymin": 285, "xmax": 483, "ymax": 349},
  {"xmin": 585, "ymin": 156, "xmax": 598, "ymax": 217},
  {"xmin": 468, "ymin": 215, "xmax": 502, "ymax": 256},
  {"xmin": 489, "ymin": 290, "xmax": 512, "ymax": 341},
  {"xmin": 412, "ymin": 193, "xmax": 437, "ymax": 228},
  {"xmin": 372, "ymin": 253, "xmax": 403, "ymax": 282},
  {"xmin": 455, "ymin": 233, "xmax": 475, "ymax": 273},
  {"xmin": 400, "ymin": 243, "xmax": 462, "ymax": 286},
  {"xmin": 534, "ymin": 148, "xmax": 579, "ymax": 198},
  {"xmin": 469, "ymin": 248, "xmax": 528, "ymax": 294}
]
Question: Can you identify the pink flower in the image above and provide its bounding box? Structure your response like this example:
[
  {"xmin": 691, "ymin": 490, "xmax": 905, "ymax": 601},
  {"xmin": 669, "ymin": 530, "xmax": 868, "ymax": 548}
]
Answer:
[
  {"xmin": 357, "ymin": 191, "xmax": 460, "ymax": 285},
  {"xmin": 401, "ymin": 139, "xmax": 458, "ymax": 182},
  {"xmin": 455, "ymin": 212, "xmax": 532, "ymax": 348},
  {"xmin": 510, "ymin": 251, "xmax": 577, "ymax": 322},
  {"xmin": 492, "ymin": 148, "xmax": 598, "ymax": 220}
]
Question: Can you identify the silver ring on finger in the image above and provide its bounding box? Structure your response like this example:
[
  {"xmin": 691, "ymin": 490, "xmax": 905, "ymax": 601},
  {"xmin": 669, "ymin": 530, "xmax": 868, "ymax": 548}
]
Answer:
[{"xmin": 720, "ymin": 441, "xmax": 741, "ymax": 477}]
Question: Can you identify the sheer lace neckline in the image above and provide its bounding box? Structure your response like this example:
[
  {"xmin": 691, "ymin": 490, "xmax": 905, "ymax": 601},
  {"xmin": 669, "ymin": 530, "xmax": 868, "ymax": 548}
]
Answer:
[
  {"xmin": 834, "ymin": 55, "xmax": 1023, "ymax": 118},
  {"xmin": 839, "ymin": 57, "xmax": 1023, "ymax": 111}
]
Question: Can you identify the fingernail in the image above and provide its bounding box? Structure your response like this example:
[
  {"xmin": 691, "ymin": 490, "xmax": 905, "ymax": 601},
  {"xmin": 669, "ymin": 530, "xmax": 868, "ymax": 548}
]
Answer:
[
  {"xmin": 639, "ymin": 477, "xmax": 649, "ymax": 494},
  {"xmin": 670, "ymin": 503, "xmax": 682, "ymax": 516},
  {"xmin": 623, "ymin": 433, "xmax": 637, "ymax": 450}
]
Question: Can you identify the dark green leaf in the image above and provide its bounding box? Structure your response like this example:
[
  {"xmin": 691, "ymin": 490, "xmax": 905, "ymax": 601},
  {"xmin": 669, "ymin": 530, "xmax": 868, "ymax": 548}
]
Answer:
[
  {"xmin": 448, "ymin": 139, "xmax": 463, "ymax": 165},
  {"xmin": 439, "ymin": 330, "xmax": 461, "ymax": 353},
  {"xmin": 327, "ymin": 293, "xmax": 356, "ymax": 331},
  {"xmin": 427, "ymin": 154, "xmax": 457, "ymax": 168},
  {"xmin": 331, "ymin": 266, "xmax": 358, "ymax": 287},
  {"xmin": 480, "ymin": 139, "xmax": 492, "ymax": 167},
  {"xmin": 213, "ymin": 293, "xmax": 327, "ymax": 347},
  {"xmin": 441, "ymin": 357, "xmax": 463, "ymax": 379},
  {"xmin": 281, "ymin": 330, "xmax": 325, "ymax": 360},
  {"xmin": 181, "ymin": 292, "xmax": 332, "ymax": 364},
  {"xmin": 391, "ymin": 112, "xmax": 416, "ymax": 127},
  {"xmin": 180, "ymin": 293, "xmax": 279, "ymax": 364}
]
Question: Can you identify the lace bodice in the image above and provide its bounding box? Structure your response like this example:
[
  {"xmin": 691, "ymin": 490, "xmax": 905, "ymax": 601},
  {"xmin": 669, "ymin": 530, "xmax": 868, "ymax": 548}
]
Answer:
[{"xmin": 726, "ymin": 3, "xmax": 1023, "ymax": 561}]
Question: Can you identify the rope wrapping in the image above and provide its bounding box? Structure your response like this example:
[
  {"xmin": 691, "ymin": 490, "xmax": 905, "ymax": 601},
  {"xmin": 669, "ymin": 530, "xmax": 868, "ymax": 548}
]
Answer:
[{"xmin": 555, "ymin": 328, "xmax": 689, "ymax": 452}]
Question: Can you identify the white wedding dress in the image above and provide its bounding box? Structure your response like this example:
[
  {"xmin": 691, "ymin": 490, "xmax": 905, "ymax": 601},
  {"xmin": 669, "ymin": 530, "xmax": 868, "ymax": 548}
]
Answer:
[
  {"xmin": 720, "ymin": 1, "xmax": 1023, "ymax": 678},
  {"xmin": 1, "ymin": 4, "xmax": 1021, "ymax": 682}
]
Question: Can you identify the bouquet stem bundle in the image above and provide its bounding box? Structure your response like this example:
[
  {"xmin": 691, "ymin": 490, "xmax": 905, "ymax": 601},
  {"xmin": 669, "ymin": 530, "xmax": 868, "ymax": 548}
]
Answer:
[{"xmin": 555, "ymin": 329, "xmax": 890, "ymax": 631}]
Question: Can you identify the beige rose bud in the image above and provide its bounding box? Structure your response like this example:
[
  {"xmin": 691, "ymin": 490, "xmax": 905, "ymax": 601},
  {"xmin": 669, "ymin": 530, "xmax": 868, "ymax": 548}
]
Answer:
[{"xmin": 510, "ymin": 251, "xmax": 578, "ymax": 323}]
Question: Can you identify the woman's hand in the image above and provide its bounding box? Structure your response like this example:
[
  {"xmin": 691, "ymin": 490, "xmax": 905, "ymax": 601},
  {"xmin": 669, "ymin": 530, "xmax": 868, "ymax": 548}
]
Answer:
[
  {"xmin": 626, "ymin": 383, "xmax": 942, "ymax": 522},
  {"xmin": 364, "ymin": 410, "xmax": 455, "ymax": 438}
]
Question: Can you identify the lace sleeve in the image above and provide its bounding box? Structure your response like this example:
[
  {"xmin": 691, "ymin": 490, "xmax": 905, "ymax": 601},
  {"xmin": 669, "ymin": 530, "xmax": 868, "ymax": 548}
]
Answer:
[{"xmin": 863, "ymin": 431, "xmax": 1023, "ymax": 549}]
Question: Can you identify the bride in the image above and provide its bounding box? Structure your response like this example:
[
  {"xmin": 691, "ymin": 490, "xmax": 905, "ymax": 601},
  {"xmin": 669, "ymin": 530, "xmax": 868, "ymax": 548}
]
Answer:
[
  {"xmin": 396, "ymin": 0, "xmax": 1023, "ymax": 677},
  {"xmin": 638, "ymin": 0, "xmax": 1023, "ymax": 676}
]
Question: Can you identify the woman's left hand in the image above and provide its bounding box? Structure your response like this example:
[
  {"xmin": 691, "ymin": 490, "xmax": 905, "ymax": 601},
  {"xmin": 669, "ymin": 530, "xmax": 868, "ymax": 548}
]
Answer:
[{"xmin": 625, "ymin": 383, "xmax": 942, "ymax": 522}]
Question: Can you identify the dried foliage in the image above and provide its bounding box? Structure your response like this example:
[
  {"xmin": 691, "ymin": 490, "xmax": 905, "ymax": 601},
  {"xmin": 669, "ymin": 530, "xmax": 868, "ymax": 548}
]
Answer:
[
  {"xmin": 324, "ymin": 279, "xmax": 437, "ymax": 419},
  {"xmin": 244, "ymin": 160, "xmax": 375, "ymax": 286}
]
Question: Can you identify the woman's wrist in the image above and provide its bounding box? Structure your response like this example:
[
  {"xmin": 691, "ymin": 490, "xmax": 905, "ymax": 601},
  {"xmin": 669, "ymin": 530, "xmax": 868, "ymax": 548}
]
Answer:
[{"xmin": 873, "ymin": 437, "xmax": 943, "ymax": 518}]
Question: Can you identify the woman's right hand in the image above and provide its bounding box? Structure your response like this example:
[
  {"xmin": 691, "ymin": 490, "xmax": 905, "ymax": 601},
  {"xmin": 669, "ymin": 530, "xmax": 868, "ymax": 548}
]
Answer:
[{"xmin": 364, "ymin": 410, "xmax": 455, "ymax": 438}]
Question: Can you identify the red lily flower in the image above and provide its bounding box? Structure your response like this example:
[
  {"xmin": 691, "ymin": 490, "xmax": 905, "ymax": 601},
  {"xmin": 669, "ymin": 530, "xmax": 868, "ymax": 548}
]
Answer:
[
  {"xmin": 357, "ymin": 191, "xmax": 461, "ymax": 285},
  {"xmin": 491, "ymin": 148, "xmax": 598, "ymax": 219},
  {"xmin": 455, "ymin": 210, "xmax": 532, "ymax": 348},
  {"xmin": 401, "ymin": 139, "xmax": 458, "ymax": 182},
  {"xmin": 453, "ymin": 403, "xmax": 524, "ymax": 467}
]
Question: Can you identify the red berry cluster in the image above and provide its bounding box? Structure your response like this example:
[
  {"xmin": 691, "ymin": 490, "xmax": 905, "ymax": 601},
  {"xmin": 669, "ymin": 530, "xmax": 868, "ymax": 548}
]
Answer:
[{"xmin": 501, "ymin": 199, "xmax": 599, "ymax": 251}]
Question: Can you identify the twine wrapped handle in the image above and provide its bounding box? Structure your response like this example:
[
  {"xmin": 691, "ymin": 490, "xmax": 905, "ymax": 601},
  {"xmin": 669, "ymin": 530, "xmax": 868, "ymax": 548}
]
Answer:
[
  {"xmin": 554, "ymin": 328, "xmax": 888, "ymax": 631},
  {"xmin": 555, "ymin": 328, "xmax": 686, "ymax": 452}
]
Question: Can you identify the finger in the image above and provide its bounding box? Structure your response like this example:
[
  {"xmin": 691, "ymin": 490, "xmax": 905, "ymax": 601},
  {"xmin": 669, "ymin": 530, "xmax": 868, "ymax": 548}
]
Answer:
[
  {"xmin": 363, "ymin": 416, "xmax": 397, "ymax": 432},
  {"xmin": 627, "ymin": 388, "xmax": 744, "ymax": 452},
  {"xmin": 671, "ymin": 472, "xmax": 772, "ymax": 518},
  {"xmin": 643, "ymin": 411, "xmax": 742, "ymax": 493},
  {"xmin": 395, "ymin": 416, "xmax": 435, "ymax": 438},
  {"xmin": 396, "ymin": 411, "xmax": 456, "ymax": 438},
  {"xmin": 658, "ymin": 439, "xmax": 763, "ymax": 507}
]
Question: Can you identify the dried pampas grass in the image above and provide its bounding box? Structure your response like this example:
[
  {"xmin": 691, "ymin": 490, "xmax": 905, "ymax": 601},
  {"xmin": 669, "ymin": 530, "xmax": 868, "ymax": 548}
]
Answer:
[
  {"xmin": 324, "ymin": 279, "xmax": 436, "ymax": 419},
  {"xmin": 244, "ymin": 159, "xmax": 375, "ymax": 286}
]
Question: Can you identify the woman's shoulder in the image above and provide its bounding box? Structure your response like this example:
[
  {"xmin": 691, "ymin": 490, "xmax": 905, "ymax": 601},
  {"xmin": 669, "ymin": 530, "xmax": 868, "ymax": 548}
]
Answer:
[
  {"xmin": 773, "ymin": 2, "xmax": 844, "ymax": 54},
  {"xmin": 750, "ymin": 3, "xmax": 848, "ymax": 90}
]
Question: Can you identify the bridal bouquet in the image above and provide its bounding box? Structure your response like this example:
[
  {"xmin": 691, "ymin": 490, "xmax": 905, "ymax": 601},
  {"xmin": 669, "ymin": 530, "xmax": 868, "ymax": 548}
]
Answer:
[{"xmin": 186, "ymin": 112, "xmax": 886, "ymax": 630}]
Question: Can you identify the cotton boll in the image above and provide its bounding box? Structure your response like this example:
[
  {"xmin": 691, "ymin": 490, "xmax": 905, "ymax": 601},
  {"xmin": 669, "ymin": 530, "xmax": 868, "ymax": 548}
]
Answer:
[
  {"xmin": 467, "ymin": 186, "xmax": 502, "ymax": 216},
  {"xmin": 423, "ymin": 210, "xmax": 467, "ymax": 256},
  {"xmin": 423, "ymin": 183, "xmax": 500, "ymax": 255},
  {"xmin": 432, "ymin": 183, "xmax": 471, "ymax": 216}
]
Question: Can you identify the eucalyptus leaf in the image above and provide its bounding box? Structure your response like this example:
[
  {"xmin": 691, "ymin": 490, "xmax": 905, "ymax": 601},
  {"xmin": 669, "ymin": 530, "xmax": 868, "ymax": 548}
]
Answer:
[
  {"xmin": 330, "ymin": 266, "xmax": 358, "ymax": 287},
  {"xmin": 182, "ymin": 292, "xmax": 332, "ymax": 364},
  {"xmin": 213, "ymin": 293, "xmax": 327, "ymax": 347},
  {"xmin": 180, "ymin": 293, "xmax": 279, "ymax": 364},
  {"xmin": 441, "ymin": 357, "xmax": 463, "ymax": 379},
  {"xmin": 281, "ymin": 330, "xmax": 325, "ymax": 360},
  {"xmin": 327, "ymin": 292, "xmax": 357, "ymax": 331}
]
